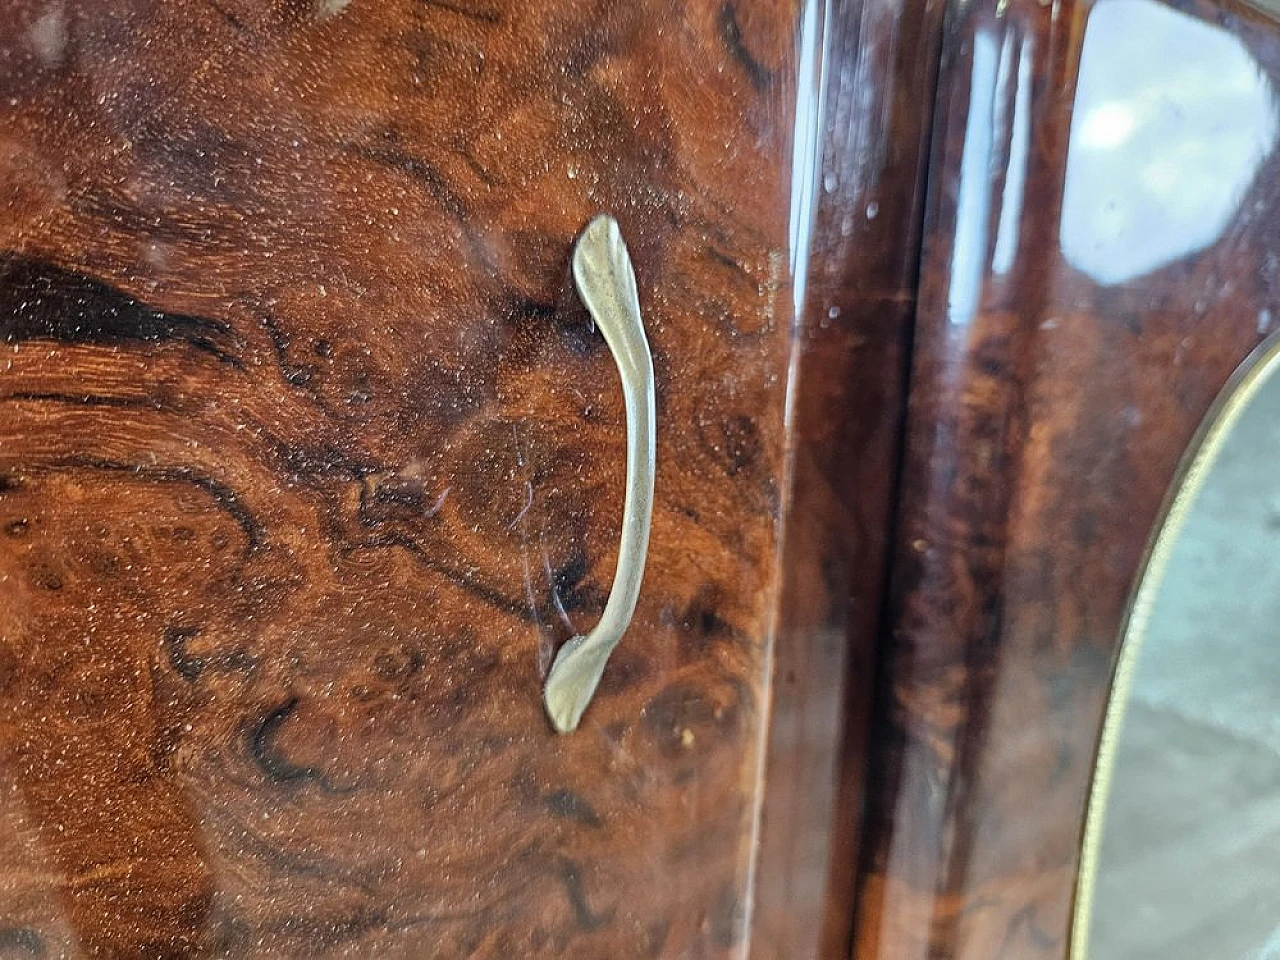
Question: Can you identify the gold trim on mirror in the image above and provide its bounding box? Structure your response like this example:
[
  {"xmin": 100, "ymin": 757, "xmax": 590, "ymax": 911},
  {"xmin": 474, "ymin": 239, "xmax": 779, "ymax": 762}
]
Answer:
[{"xmin": 1069, "ymin": 330, "xmax": 1280, "ymax": 960}]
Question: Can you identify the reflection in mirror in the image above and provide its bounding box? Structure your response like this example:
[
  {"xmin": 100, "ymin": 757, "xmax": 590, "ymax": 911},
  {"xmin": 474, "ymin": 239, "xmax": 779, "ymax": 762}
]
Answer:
[{"xmin": 1074, "ymin": 335, "xmax": 1280, "ymax": 960}]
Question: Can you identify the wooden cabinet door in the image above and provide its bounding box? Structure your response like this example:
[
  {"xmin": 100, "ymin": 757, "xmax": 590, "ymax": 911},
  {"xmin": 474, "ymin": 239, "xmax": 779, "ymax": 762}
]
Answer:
[
  {"xmin": 850, "ymin": 0, "xmax": 1280, "ymax": 957},
  {"xmin": 0, "ymin": 1, "xmax": 936, "ymax": 956}
]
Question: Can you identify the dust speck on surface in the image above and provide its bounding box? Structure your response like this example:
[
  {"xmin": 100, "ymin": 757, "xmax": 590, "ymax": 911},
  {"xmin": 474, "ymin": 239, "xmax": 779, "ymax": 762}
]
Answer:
[
  {"xmin": 313, "ymin": 0, "xmax": 352, "ymax": 22},
  {"xmin": 29, "ymin": 3, "xmax": 67, "ymax": 68}
]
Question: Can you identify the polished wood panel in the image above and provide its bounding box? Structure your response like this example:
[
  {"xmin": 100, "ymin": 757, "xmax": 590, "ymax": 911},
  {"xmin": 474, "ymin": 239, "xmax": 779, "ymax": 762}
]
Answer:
[
  {"xmin": 851, "ymin": 0, "xmax": 1280, "ymax": 956},
  {"xmin": 750, "ymin": 0, "xmax": 945, "ymax": 956},
  {"xmin": 0, "ymin": 2, "xmax": 831, "ymax": 956}
]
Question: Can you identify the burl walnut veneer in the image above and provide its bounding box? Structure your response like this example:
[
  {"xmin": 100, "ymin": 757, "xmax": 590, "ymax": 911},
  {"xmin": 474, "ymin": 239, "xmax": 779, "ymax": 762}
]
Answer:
[
  {"xmin": 0, "ymin": 0, "xmax": 935, "ymax": 956},
  {"xmin": 850, "ymin": 0, "xmax": 1280, "ymax": 957},
  {"xmin": 5, "ymin": 0, "xmax": 1278, "ymax": 957}
]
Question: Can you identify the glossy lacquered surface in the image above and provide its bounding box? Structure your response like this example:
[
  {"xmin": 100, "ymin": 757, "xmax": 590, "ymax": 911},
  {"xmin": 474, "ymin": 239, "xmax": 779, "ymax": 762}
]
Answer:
[
  {"xmin": 851, "ymin": 0, "xmax": 1280, "ymax": 956},
  {"xmin": 750, "ymin": 0, "xmax": 945, "ymax": 955},
  {"xmin": 0, "ymin": 2, "xmax": 849, "ymax": 956}
]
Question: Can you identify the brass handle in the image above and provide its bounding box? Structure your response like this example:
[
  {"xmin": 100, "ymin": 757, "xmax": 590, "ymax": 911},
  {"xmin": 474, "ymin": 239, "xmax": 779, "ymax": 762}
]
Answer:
[{"xmin": 543, "ymin": 215, "xmax": 656, "ymax": 733}]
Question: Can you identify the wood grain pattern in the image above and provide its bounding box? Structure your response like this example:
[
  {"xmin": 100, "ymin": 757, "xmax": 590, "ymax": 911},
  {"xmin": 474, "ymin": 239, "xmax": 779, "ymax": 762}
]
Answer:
[
  {"xmin": 850, "ymin": 0, "xmax": 1280, "ymax": 956},
  {"xmin": 749, "ymin": 0, "xmax": 946, "ymax": 956},
  {"xmin": 0, "ymin": 1, "xmax": 818, "ymax": 955}
]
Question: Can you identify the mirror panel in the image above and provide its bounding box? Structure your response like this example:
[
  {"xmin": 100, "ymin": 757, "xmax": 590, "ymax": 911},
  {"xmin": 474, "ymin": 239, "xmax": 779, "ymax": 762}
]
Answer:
[{"xmin": 1078, "ymin": 337, "xmax": 1280, "ymax": 960}]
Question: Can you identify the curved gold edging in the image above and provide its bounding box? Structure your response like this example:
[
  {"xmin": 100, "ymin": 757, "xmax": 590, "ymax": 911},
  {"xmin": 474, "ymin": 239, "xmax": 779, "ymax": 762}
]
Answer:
[
  {"xmin": 1069, "ymin": 330, "xmax": 1280, "ymax": 959},
  {"xmin": 542, "ymin": 215, "xmax": 657, "ymax": 734}
]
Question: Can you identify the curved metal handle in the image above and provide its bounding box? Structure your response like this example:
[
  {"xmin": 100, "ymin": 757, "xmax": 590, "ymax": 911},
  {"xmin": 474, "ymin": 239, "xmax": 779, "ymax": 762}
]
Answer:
[{"xmin": 543, "ymin": 215, "xmax": 656, "ymax": 733}]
